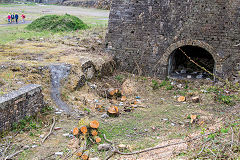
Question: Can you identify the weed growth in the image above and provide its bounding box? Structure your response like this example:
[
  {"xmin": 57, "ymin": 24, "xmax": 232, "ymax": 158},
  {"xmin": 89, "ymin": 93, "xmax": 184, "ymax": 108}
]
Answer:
[{"xmin": 115, "ymin": 74, "xmax": 125, "ymax": 83}]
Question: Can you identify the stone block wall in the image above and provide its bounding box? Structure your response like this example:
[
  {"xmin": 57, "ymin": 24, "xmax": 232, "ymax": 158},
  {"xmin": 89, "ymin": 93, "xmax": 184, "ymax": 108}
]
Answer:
[
  {"xmin": 106, "ymin": 0, "xmax": 240, "ymax": 80},
  {"xmin": 0, "ymin": 84, "xmax": 44, "ymax": 132}
]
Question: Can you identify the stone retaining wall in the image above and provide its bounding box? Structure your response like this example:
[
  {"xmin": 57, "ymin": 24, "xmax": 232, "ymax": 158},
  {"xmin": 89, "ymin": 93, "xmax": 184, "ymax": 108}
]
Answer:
[{"xmin": 0, "ymin": 84, "xmax": 44, "ymax": 132}]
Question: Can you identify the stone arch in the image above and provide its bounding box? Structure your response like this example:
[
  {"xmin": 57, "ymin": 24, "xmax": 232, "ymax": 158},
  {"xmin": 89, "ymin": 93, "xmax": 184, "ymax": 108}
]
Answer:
[{"xmin": 160, "ymin": 40, "xmax": 222, "ymax": 77}]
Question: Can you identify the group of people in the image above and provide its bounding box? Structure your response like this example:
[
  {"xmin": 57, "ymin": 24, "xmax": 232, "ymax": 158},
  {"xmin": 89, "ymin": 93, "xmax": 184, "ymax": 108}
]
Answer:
[{"xmin": 7, "ymin": 13, "xmax": 26, "ymax": 24}]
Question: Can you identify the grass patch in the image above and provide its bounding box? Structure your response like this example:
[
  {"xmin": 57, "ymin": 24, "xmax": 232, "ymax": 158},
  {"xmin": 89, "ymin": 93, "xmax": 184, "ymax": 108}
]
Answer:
[
  {"xmin": 0, "ymin": 25, "xmax": 52, "ymax": 44},
  {"xmin": 26, "ymin": 14, "xmax": 88, "ymax": 32}
]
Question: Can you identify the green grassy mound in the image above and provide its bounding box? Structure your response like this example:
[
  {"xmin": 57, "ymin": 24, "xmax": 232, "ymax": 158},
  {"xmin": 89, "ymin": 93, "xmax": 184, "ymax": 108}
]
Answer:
[{"xmin": 26, "ymin": 14, "xmax": 88, "ymax": 32}]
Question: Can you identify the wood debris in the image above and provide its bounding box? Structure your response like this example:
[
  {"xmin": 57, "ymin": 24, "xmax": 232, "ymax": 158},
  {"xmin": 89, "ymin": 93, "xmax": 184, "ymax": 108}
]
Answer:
[{"xmin": 72, "ymin": 118, "xmax": 101, "ymax": 159}]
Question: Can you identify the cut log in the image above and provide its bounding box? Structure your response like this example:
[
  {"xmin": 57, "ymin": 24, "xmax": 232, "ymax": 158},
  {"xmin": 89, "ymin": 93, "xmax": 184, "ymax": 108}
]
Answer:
[
  {"xmin": 93, "ymin": 136, "xmax": 101, "ymax": 143},
  {"xmin": 90, "ymin": 120, "xmax": 100, "ymax": 129},
  {"xmin": 91, "ymin": 129, "xmax": 98, "ymax": 136},
  {"xmin": 107, "ymin": 88, "xmax": 122, "ymax": 99},
  {"xmin": 73, "ymin": 127, "xmax": 79, "ymax": 136},
  {"xmin": 121, "ymin": 96, "xmax": 127, "ymax": 102},
  {"xmin": 178, "ymin": 96, "xmax": 186, "ymax": 102},
  {"xmin": 107, "ymin": 106, "xmax": 119, "ymax": 117},
  {"xmin": 81, "ymin": 150, "xmax": 90, "ymax": 160},
  {"xmin": 192, "ymin": 96, "xmax": 200, "ymax": 103},
  {"xmin": 190, "ymin": 115, "xmax": 197, "ymax": 123},
  {"xmin": 108, "ymin": 88, "xmax": 118, "ymax": 96},
  {"xmin": 76, "ymin": 138, "xmax": 87, "ymax": 157},
  {"xmin": 133, "ymin": 101, "xmax": 138, "ymax": 105},
  {"xmin": 80, "ymin": 126, "xmax": 88, "ymax": 135}
]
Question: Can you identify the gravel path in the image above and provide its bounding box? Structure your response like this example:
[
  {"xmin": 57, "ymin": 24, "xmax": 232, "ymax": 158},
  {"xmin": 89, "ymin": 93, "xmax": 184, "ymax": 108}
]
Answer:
[
  {"xmin": 0, "ymin": 4, "xmax": 109, "ymax": 18},
  {"xmin": 0, "ymin": 20, "xmax": 32, "ymax": 27}
]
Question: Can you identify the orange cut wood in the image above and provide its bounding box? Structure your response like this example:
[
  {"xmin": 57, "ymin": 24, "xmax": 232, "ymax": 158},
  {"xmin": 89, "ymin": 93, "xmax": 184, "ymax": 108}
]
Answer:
[
  {"xmin": 121, "ymin": 96, "xmax": 127, "ymax": 102},
  {"xmin": 76, "ymin": 151, "xmax": 83, "ymax": 157},
  {"xmin": 80, "ymin": 126, "xmax": 88, "ymax": 134},
  {"xmin": 108, "ymin": 106, "xmax": 119, "ymax": 114},
  {"xmin": 108, "ymin": 88, "xmax": 116, "ymax": 96},
  {"xmin": 96, "ymin": 137, "xmax": 101, "ymax": 143},
  {"xmin": 90, "ymin": 120, "xmax": 100, "ymax": 129},
  {"xmin": 178, "ymin": 96, "xmax": 186, "ymax": 102},
  {"xmin": 73, "ymin": 127, "xmax": 79, "ymax": 136},
  {"xmin": 93, "ymin": 136, "xmax": 101, "ymax": 143},
  {"xmin": 190, "ymin": 115, "xmax": 197, "ymax": 123},
  {"xmin": 81, "ymin": 150, "xmax": 89, "ymax": 160},
  {"xmin": 91, "ymin": 129, "xmax": 98, "ymax": 136},
  {"xmin": 107, "ymin": 106, "xmax": 120, "ymax": 117}
]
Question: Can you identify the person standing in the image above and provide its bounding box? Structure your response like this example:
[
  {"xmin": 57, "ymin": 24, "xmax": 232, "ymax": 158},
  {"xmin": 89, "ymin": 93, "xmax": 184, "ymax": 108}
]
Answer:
[
  {"xmin": 11, "ymin": 13, "xmax": 14, "ymax": 23},
  {"xmin": 21, "ymin": 13, "xmax": 25, "ymax": 23},
  {"xmin": 7, "ymin": 14, "xmax": 11, "ymax": 24},
  {"xmin": 15, "ymin": 13, "xmax": 19, "ymax": 24}
]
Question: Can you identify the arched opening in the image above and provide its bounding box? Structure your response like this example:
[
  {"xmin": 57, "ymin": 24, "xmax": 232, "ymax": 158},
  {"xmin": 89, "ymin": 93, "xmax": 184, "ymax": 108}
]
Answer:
[{"xmin": 168, "ymin": 45, "xmax": 215, "ymax": 79}]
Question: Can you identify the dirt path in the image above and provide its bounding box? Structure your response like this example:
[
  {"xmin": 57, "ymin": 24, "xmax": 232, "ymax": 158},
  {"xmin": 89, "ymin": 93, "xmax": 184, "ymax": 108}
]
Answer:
[
  {"xmin": 0, "ymin": 4, "xmax": 109, "ymax": 26},
  {"xmin": 0, "ymin": 4, "xmax": 109, "ymax": 18},
  {"xmin": 0, "ymin": 20, "xmax": 31, "ymax": 27}
]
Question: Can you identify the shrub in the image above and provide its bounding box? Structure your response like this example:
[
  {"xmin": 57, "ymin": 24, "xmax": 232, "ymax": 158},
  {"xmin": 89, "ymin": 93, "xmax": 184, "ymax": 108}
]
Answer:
[{"xmin": 26, "ymin": 14, "xmax": 88, "ymax": 32}]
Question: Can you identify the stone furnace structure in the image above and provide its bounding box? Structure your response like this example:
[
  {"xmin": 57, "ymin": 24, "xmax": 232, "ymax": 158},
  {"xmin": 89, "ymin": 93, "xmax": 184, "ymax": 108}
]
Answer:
[{"xmin": 106, "ymin": 0, "xmax": 240, "ymax": 80}]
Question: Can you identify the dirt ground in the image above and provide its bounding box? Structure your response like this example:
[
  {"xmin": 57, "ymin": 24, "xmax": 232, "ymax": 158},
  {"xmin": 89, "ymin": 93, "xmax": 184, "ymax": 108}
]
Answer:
[{"xmin": 1, "ymin": 70, "xmax": 239, "ymax": 159}]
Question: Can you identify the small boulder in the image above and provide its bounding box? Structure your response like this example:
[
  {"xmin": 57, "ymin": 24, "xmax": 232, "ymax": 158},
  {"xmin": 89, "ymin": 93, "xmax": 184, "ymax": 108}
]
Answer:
[{"xmin": 121, "ymin": 79, "xmax": 137, "ymax": 95}]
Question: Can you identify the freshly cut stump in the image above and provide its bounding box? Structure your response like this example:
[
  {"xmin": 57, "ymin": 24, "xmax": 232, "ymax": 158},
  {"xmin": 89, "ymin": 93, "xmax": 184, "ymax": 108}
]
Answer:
[
  {"xmin": 107, "ymin": 106, "xmax": 119, "ymax": 117},
  {"xmin": 80, "ymin": 126, "xmax": 88, "ymax": 135},
  {"xmin": 178, "ymin": 96, "xmax": 186, "ymax": 102},
  {"xmin": 93, "ymin": 136, "xmax": 101, "ymax": 143},
  {"xmin": 91, "ymin": 129, "xmax": 98, "ymax": 136},
  {"xmin": 81, "ymin": 150, "xmax": 90, "ymax": 160},
  {"xmin": 90, "ymin": 120, "xmax": 100, "ymax": 129},
  {"xmin": 73, "ymin": 127, "xmax": 79, "ymax": 136},
  {"xmin": 121, "ymin": 96, "xmax": 127, "ymax": 102}
]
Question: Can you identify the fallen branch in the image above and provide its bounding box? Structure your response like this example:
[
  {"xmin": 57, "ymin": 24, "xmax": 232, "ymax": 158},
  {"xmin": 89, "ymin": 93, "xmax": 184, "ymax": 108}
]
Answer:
[
  {"xmin": 230, "ymin": 126, "xmax": 234, "ymax": 149},
  {"xmin": 105, "ymin": 131, "xmax": 217, "ymax": 160},
  {"xmin": 103, "ymin": 134, "xmax": 113, "ymax": 144},
  {"xmin": 197, "ymin": 142, "xmax": 207, "ymax": 156},
  {"xmin": 4, "ymin": 145, "xmax": 30, "ymax": 160},
  {"xmin": 42, "ymin": 117, "xmax": 56, "ymax": 144},
  {"xmin": 1, "ymin": 141, "xmax": 11, "ymax": 159},
  {"xmin": 64, "ymin": 150, "xmax": 77, "ymax": 160}
]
